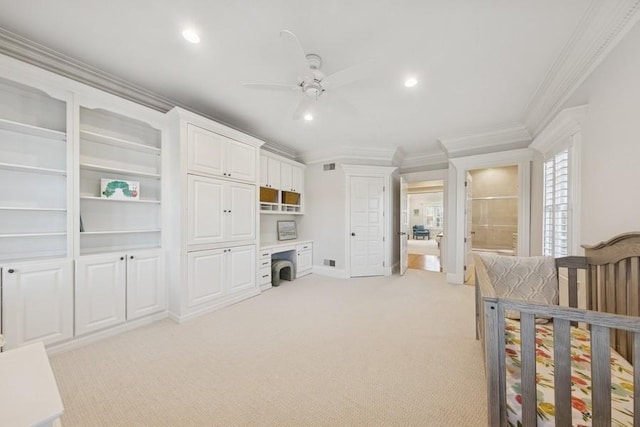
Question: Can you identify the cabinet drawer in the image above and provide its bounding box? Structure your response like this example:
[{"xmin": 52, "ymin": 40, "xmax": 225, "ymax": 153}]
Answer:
[
  {"xmin": 296, "ymin": 243, "xmax": 312, "ymax": 251},
  {"xmin": 259, "ymin": 258, "xmax": 271, "ymax": 268},
  {"xmin": 259, "ymin": 266, "xmax": 271, "ymax": 284},
  {"xmin": 259, "ymin": 249, "xmax": 272, "ymax": 259}
]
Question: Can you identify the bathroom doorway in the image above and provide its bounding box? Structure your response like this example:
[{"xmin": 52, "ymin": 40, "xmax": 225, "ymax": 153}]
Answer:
[{"xmin": 407, "ymin": 180, "xmax": 444, "ymax": 272}]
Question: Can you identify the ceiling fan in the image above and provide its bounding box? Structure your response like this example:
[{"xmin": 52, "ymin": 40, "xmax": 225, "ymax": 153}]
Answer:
[{"xmin": 243, "ymin": 30, "xmax": 369, "ymax": 120}]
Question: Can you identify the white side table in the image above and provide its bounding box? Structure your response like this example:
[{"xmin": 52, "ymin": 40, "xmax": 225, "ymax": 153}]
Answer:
[{"xmin": 0, "ymin": 342, "xmax": 64, "ymax": 426}]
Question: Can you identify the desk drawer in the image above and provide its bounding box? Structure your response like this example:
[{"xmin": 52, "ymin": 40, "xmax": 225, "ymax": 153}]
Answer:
[
  {"xmin": 259, "ymin": 249, "xmax": 272, "ymax": 260},
  {"xmin": 259, "ymin": 258, "xmax": 271, "ymax": 269},
  {"xmin": 259, "ymin": 266, "xmax": 271, "ymax": 284},
  {"xmin": 296, "ymin": 243, "xmax": 312, "ymax": 251}
]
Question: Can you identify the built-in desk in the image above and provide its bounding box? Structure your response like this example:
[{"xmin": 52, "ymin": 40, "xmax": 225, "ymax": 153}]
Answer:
[{"xmin": 259, "ymin": 240, "xmax": 313, "ymax": 290}]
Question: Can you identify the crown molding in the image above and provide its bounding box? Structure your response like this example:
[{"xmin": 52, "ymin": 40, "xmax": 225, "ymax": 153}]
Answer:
[
  {"xmin": 0, "ymin": 27, "xmax": 176, "ymax": 112},
  {"xmin": 299, "ymin": 146, "xmax": 399, "ymax": 165},
  {"xmin": 524, "ymin": 0, "xmax": 640, "ymax": 137},
  {"xmin": 400, "ymin": 151, "xmax": 449, "ymax": 169},
  {"xmin": 261, "ymin": 141, "xmax": 298, "ymax": 160},
  {"xmin": 438, "ymin": 124, "xmax": 531, "ymax": 157},
  {"xmin": 529, "ymin": 105, "xmax": 588, "ymax": 155}
]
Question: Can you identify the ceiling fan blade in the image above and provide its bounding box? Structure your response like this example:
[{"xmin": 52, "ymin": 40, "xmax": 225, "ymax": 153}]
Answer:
[
  {"xmin": 292, "ymin": 96, "xmax": 314, "ymax": 120},
  {"xmin": 242, "ymin": 83, "xmax": 300, "ymax": 92},
  {"xmin": 322, "ymin": 62, "xmax": 372, "ymax": 90},
  {"xmin": 325, "ymin": 92, "xmax": 358, "ymax": 116},
  {"xmin": 280, "ymin": 30, "xmax": 313, "ymax": 81}
]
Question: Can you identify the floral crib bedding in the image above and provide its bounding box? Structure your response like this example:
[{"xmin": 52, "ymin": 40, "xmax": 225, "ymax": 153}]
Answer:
[{"xmin": 504, "ymin": 319, "xmax": 634, "ymax": 427}]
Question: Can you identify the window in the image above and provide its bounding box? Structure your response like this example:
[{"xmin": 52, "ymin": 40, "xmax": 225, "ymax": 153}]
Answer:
[
  {"xmin": 543, "ymin": 149, "xmax": 570, "ymax": 257},
  {"xmin": 423, "ymin": 205, "xmax": 444, "ymax": 228}
]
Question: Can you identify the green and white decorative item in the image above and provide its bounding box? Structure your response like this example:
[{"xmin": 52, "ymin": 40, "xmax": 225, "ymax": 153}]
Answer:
[{"xmin": 101, "ymin": 178, "xmax": 140, "ymax": 200}]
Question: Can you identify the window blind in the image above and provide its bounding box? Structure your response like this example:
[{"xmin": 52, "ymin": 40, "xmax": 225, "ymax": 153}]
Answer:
[{"xmin": 543, "ymin": 149, "xmax": 569, "ymax": 257}]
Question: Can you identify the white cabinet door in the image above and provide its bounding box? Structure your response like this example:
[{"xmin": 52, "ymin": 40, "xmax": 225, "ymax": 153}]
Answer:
[
  {"xmin": 227, "ymin": 139, "xmax": 256, "ymax": 183},
  {"xmin": 227, "ymin": 245, "xmax": 256, "ymax": 294},
  {"xmin": 291, "ymin": 164, "xmax": 303, "ymax": 193},
  {"xmin": 188, "ymin": 175, "xmax": 224, "ymax": 246},
  {"xmin": 260, "ymin": 155, "xmax": 269, "ymax": 187},
  {"xmin": 187, "ymin": 124, "xmax": 225, "ymax": 177},
  {"xmin": 227, "ymin": 182, "xmax": 256, "ymax": 241},
  {"xmin": 76, "ymin": 254, "xmax": 126, "ymax": 336},
  {"xmin": 187, "ymin": 249, "xmax": 225, "ymax": 308},
  {"xmin": 297, "ymin": 250, "xmax": 313, "ymax": 277},
  {"xmin": 126, "ymin": 250, "xmax": 166, "ymax": 320},
  {"xmin": 267, "ymin": 157, "xmax": 281, "ymax": 189},
  {"xmin": 2, "ymin": 260, "xmax": 73, "ymax": 349},
  {"xmin": 280, "ymin": 162, "xmax": 293, "ymax": 191}
]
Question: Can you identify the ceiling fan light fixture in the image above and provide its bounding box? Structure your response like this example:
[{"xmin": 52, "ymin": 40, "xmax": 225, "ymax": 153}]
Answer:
[
  {"xmin": 303, "ymin": 113, "xmax": 313, "ymax": 121},
  {"xmin": 404, "ymin": 77, "xmax": 418, "ymax": 88},
  {"xmin": 182, "ymin": 29, "xmax": 200, "ymax": 44}
]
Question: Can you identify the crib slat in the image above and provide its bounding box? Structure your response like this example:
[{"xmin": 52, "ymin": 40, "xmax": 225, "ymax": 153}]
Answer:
[
  {"xmin": 634, "ymin": 332, "xmax": 640, "ymax": 427},
  {"xmin": 520, "ymin": 313, "xmax": 537, "ymax": 426},
  {"xmin": 484, "ymin": 301, "xmax": 507, "ymax": 427},
  {"xmin": 631, "ymin": 257, "xmax": 640, "ymax": 362},
  {"xmin": 552, "ymin": 319, "xmax": 572, "ymax": 426},
  {"xmin": 591, "ymin": 325, "xmax": 611, "ymax": 427},
  {"xmin": 618, "ymin": 261, "xmax": 628, "ymax": 357},
  {"xmin": 568, "ymin": 267, "xmax": 578, "ymax": 309},
  {"xmin": 598, "ymin": 265, "xmax": 606, "ymax": 312},
  {"xmin": 608, "ymin": 264, "xmax": 617, "ymax": 349}
]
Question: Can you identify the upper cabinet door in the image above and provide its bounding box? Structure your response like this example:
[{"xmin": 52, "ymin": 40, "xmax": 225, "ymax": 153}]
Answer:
[
  {"xmin": 280, "ymin": 162, "xmax": 293, "ymax": 192},
  {"xmin": 227, "ymin": 139, "xmax": 256, "ymax": 183},
  {"xmin": 187, "ymin": 124, "xmax": 225, "ymax": 177},
  {"xmin": 267, "ymin": 157, "xmax": 281, "ymax": 189},
  {"xmin": 1, "ymin": 259, "xmax": 73, "ymax": 349},
  {"xmin": 187, "ymin": 175, "xmax": 225, "ymax": 246},
  {"xmin": 291, "ymin": 164, "xmax": 303, "ymax": 193},
  {"xmin": 260, "ymin": 155, "xmax": 269, "ymax": 187}
]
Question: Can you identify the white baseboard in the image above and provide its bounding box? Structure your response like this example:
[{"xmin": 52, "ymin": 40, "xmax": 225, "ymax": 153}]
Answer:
[
  {"xmin": 172, "ymin": 288, "xmax": 261, "ymax": 323},
  {"xmin": 260, "ymin": 282, "xmax": 273, "ymax": 292},
  {"xmin": 312, "ymin": 265, "xmax": 349, "ymax": 278},
  {"xmin": 47, "ymin": 311, "xmax": 169, "ymax": 355},
  {"xmin": 446, "ymin": 272, "xmax": 464, "ymax": 284}
]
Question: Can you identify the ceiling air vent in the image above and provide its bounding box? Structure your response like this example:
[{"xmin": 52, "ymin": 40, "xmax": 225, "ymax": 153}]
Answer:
[{"xmin": 323, "ymin": 163, "xmax": 336, "ymax": 171}]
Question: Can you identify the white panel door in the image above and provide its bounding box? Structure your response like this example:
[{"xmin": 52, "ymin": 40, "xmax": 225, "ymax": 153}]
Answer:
[
  {"xmin": 226, "ymin": 182, "xmax": 256, "ymax": 241},
  {"xmin": 227, "ymin": 139, "xmax": 256, "ymax": 183},
  {"xmin": 259, "ymin": 155, "xmax": 269, "ymax": 187},
  {"xmin": 350, "ymin": 176, "xmax": 385, "ymax": 277},
  {"xmin": 296, "ymin": 250, "xmax": 312, "ymax": 277},
  {"xmin": 187, "ymin": 124, "xmax": 225, "ymax": 177},
  {"xmin": 126, "ymin": 250, "xmax": 166, "ymax": 320},
  {"xmin": 267, "ymin": 157, "xmax": 281, "ymax": 189},
  {"xmin": 227, "ymin": 245, "xmax": 256, "ymax": 294},
  {"xmin": 76, "ymin": 254, "xmax": 126, "ymax": 336},
  {"xmin": 399, "ymin": 177, "xmax": 409, "ymax": 275},
  {"xmin": 280, "ymin": 162, "xmax": 293, "ymax": 191},
  {"xmin": 188, "ymin": 174, "xmax": 224, "ymax": 246},
  {"xmin": 187, "ymin": 249, "xmax": 225, "ymax": 307},
  {"xmin": 2, "ymin": 260, "xmax": 73, "ymax": 349}
]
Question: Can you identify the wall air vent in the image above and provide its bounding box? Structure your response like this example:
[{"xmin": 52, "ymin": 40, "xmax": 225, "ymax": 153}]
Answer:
[
  {"xmin": 323, "ymin": 259, "xmax": 336, "ymax": 267},
  {"xmin": 323, "ymin": 163, "xmax": 336, "ymax": 171}
]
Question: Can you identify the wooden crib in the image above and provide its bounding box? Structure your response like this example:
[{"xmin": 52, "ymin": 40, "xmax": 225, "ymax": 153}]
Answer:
[{"xmin": 475, "ymin": 232, "xmax": 640, "ymax": 426}]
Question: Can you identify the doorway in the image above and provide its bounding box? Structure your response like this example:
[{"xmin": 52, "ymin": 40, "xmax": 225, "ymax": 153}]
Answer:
[{"xmin": 406, "ymin": 180, "xmax": 444, "ymax": 272}]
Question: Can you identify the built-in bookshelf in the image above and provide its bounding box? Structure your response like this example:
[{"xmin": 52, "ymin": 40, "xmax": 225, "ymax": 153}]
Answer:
[
  {"xmin": 0, "ymin": 77, "xmax": 69, "ymax": 262},
  {"xmin": 79, "ymin": 107, "xmax": 162, "ymax": 255}
]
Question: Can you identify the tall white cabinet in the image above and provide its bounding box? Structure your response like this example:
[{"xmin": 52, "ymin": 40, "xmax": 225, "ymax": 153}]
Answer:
[
  {"xmin": 0, "ymin": 54, "xmax": 168, "ymax": 351},
  {"xmin": 167, "ymin": 108, "xmax": 263, "ymax": 322}
]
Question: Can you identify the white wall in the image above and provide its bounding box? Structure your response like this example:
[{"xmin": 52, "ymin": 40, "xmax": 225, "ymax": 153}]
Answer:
[
  {"xmin": 300, "ymin": 162, "xmax": 346, "ymax": 271},
  {"xmin": 559, "ymin": 21, "xmax": 640, "ymax": 246},
  {"xmin": 260, "ymin": 214, "xmax": 303, "ymax": 244}
]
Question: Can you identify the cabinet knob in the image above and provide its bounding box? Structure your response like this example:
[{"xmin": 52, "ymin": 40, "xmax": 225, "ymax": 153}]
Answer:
[
  {"xmin": 228, "ymin": 210, "xmax": 231, "ymax": 213},
  {"xmin": 351, "ymin": 232, "xmax": 356, "ymax": 237},
  {"xmin": 130, "ymin": 255, "xmax": 134, "ymax": 260},
  {"xmin": 120, "ymin": 257, "xmax": 124, "ymax": 261},
  {"xmin": 7, "ymin": 269, "xmax": 15, "ymax": 274}
]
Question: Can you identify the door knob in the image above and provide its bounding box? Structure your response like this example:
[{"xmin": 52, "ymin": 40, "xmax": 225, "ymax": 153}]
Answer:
[
  {"xmin": 398, "ymin": 232, "xmax": 406, "ymax": 235},
  {"xmin": 351, "ymin": 232, "xmax": 356, "ymax": 236}
]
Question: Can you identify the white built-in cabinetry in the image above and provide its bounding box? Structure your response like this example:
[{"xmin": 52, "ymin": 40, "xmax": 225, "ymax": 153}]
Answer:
[
  {"xmin": 167, "ymin": 108, "xmax": 263, "ymax": 322},
  {"xmin": 259, "ymin": 151, "xmax": 305, "ymax": 214},
  {"xmin": 0, "ymin": 55, "xmax": 168, "ymax": 351},
  {"xmin": 296, "ymin": 242, "xmax": 313, "ymax": 277}
]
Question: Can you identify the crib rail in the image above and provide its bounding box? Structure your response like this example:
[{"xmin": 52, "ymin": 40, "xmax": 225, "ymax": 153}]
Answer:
[{"xmin": 483, "ymin": 297, "xmax": 640, "ymax": 427}]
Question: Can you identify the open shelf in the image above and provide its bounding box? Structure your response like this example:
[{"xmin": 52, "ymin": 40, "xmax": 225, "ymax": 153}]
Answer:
[
  {"xmin": 0, "ymin": 162, "xmax": 66, "ymax": 176},
  {"xmin": 0, "ymin": 117, "xmax": 66, "ymax": 141},
  {"xmin": 0, "ymin": 232, "xmax": 66, "ymax": 238},
  {"xmin": 80, "ymin": 195, "xmax": 160, "ymax": 204},
  {"xmin": 79, "ymin": 162, "xmax": 160, "ymax": 178},
  {"xmin": 81, "ymin": 229, "xmax": 161, "ymax": 236},
  {"xmin": 0, "ymin": 206, "xmax": 66, "ymax": 211},
  {"xmin": 80, "ymin": 130, "xmax": 160, "ymax": 155}
]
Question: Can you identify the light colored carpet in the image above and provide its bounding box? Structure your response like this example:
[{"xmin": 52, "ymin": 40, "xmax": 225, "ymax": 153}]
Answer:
[
  {"xmin": 50, "ymin": 269, "xmax": 486, "ymax": 426},
  {"xmin": 408, "ymin": 239, "xmax": 440, "ymax": 256}
]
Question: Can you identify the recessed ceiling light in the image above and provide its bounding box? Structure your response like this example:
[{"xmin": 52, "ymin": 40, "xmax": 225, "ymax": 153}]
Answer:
[
  {"xmin": 404, "ymin": 77, "xmax": 418, "ymax": 88},
  {"xmin": 304, "ymin": 113, "xmax": 313, "ymax": 121},
  {"xmin": 182, "ymin": 29, "xmax": 200, "ymax": 44}
]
